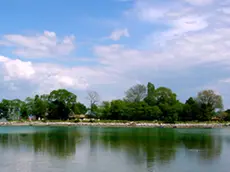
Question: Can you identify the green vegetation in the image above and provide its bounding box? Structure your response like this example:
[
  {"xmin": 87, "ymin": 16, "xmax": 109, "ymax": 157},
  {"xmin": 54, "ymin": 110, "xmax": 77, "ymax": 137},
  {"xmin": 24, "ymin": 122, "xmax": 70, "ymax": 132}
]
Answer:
[{"xmin": 0, "ymin": 82, "xmax": 229, "ymax": 123}]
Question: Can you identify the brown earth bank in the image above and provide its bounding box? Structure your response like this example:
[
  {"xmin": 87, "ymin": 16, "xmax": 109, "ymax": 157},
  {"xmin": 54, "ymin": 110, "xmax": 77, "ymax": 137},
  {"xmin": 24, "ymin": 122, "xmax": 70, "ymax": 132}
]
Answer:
[{"xmin": 1, "ymin": 121, "xmax": 230, "ymax": 128}]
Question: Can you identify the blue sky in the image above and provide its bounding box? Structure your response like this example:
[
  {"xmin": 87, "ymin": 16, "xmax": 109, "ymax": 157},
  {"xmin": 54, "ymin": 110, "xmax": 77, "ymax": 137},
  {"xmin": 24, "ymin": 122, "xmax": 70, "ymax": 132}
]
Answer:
[{"xmin": 0, "ymin": 0, "xmax": 230, "ymax": 108}]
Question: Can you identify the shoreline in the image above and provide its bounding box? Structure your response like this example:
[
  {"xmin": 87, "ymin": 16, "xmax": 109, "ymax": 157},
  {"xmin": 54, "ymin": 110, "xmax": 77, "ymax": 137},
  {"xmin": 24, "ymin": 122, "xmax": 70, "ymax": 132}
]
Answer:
[{"xmin": 0, "ymin": 121, "xmax": 230, "ymax": 128}]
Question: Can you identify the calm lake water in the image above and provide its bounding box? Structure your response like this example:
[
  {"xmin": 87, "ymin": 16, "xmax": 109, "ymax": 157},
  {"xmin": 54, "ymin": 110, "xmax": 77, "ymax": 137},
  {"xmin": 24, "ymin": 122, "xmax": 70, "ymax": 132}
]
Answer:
[{"xmin": 0, "ymin": 126, "xmax": 230, "ymax": 172}]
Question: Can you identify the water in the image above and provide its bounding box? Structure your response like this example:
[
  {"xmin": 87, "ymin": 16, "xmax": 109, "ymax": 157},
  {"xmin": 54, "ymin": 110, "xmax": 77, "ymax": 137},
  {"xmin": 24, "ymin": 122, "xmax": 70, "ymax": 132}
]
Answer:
[{"xmin": 0, "ymin": 126, "xmax": 230, "ymax": 172}]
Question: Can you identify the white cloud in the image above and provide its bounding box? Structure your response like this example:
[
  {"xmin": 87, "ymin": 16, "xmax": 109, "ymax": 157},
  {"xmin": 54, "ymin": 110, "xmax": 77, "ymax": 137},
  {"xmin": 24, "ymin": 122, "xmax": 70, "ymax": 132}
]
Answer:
[
  {"xmin": 156, "ymin": 15, "xmax": 209, "ymax": 42},
  {"xmin": 0, "ymin": 55, "xmax": 122, "ymax": 97},
  {"xmin": 94, "ymin": 26, "xmax": 230, "ymax": 72},
  {"xmin": 0, "ymin": 56, "xmax": 35, "ymax": 81},
  {"xmin": 172, "ymin": 15, "xmax": 208, "ymax": 32},
  {"xmin": 109, "ymin": 28, "xmax": 130, "ymax": 41},
  {"xmin": 127, "ymin": 0, "xmax": 210, "ymax": 41},
  {"xmin": 219, "ymin": 78, "xmax": 230, "ymax": 83},
  {"xmin": 1, "ymin": 31, "xmax": 75, "ymax": 58}
]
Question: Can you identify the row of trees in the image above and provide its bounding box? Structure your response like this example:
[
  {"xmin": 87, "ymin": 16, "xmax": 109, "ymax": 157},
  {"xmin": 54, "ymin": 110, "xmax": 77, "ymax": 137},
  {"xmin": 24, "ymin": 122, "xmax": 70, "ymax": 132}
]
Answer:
[
  {"xmin": 0, "ymin": 82, "xmax": 229, "ymax": 122},
  {"xmin": 99, "ymin": 83, "xmax": 229, "ymax": 122},
  {"xmin": 0, "ymin": 89, "xmax": 87, "ymax": 121}
]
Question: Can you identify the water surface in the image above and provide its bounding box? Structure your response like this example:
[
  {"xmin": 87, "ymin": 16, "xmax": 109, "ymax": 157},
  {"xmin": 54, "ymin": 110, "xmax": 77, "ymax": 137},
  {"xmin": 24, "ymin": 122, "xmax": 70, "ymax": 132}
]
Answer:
[{"xmin": 0, "ymin": 126, "xmax": 230, "ymax": 172}]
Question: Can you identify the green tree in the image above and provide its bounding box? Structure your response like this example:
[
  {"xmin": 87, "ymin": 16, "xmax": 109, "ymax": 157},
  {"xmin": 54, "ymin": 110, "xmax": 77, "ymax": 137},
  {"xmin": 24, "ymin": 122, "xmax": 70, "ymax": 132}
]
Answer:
[
  {"xmin": 144, "ymin": 82, "xmax": 156, "ymax": 106},
  {"xmin": 154, "ymin": 87, "xmax": 177, "ymax": 105},
  {"xmin": 196, "ymin": 90, "xmax": 223, "ymax": 111},
  {"xmin": 180, "ymin": 97, "xmax": 199, "ymax": 121},
  {"xmin": 32, "ymin": 95, "xmax": 49, "ymax": 119},
  {"xmin": 48, "ymin": 89, "xmax": 77, "ymax": 109},
  {"xmin": 196, "ymin": 90, "xmax": 223, "ymax": 121},
  {"xmin": 48, "ymin": 100, "xmax": 70, "ymax": 120},
  {"xmin": 110, "ymin": 100, "xmax": 127, "ymax": 120},
  {"xmin": 20, "ymin": 102, "xmax": 29, "ymax": 119},
  {"xmin": 224, "ymin": 109, "xmax": 230, "ymax": 121},
  {"xmin": 124, "ymin": 84, "xmax": 147, "ymax": 103},
  {"xmin": 73, "ymin": 102, "xmax": 87, "ymax": 114},
  {"xmin": 145, "ymin": 105, "xmax": 162, "ymax": 121},
  {"xmin": 153, "ymin": 87, "xmax": 178, "ymax": 122},
  {"xmin": 124, "ymin": 102, "xmax": 140, "ymax": 121},
  {"xmin": 48, "ymin": 89, "xmax": 77, "ymax": 120},
  {"xmin": 0, "ymin": 99, "xmax": 11, "ymax": 119},
  {"xmin": 164, "ymin": 102, "xmax": 183, "ymax": 123},
  {"xmin": 25, "ymin": 97, "xmax": 35, "ymax": 115},
  {"xmin": 226, "ymin": 109, "xmax": 230, "ymax": 114},
  {"xmin": 6, "ymin": 99, "xmax": 25, "ymax": 120},
  {"xmin": 98, "ymin": 101, "xmax": 111, "ymax": 119}
]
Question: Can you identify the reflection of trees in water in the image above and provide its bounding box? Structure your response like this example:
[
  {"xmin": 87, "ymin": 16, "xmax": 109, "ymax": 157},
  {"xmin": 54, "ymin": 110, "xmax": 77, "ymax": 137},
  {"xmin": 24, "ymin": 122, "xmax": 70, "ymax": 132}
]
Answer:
[
  {"xmin": 180, "ymin": 132, "xmax": 222, "ymax": 161},
  {"xmin": 88, "ymin": 128, "xmax": 178, "ymax": 166},
  {"xmin": 0, "ymin": 127, "xmax": 223, "ymax": 165},
  {"xmin": 32, "ymin": 128, "xmax": 83, "ymax": 158},
  {"xmin": 0, "ymin": 127, "xmax": 83, "ymax": 158},
  {"xmin": 87, "ymin": 128, "xmax": 222, "ymax": 168}
]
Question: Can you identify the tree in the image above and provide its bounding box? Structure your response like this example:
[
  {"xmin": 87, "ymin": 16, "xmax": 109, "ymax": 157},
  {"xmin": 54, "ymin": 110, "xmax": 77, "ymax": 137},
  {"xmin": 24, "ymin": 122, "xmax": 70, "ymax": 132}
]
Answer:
[
  {"xmin": 25, "ymin": 97, "xmax": 35, "ymax": 115},
  {"xmin": 33, "ymin": 95, "xmax": 49, "ymax": 119},
  {"xmin": 0, "ymin": 99, "xmax": 11, "ymax": 119},
  {"xmin": 124, "ymin": 84, "xmax": 147, "ymax": 103},
  {"xmin": 48, "ymin": 89, "xmax": 77, "ymax": 109},
  {"xmin": 73, "ymin": 102, "xmax": 87, "ymax": 114},
  {"xmin": 164, "ymin": 102, "xmax": 183, "ymax": 123},
  {"xmin": 195, "ymin": 90, "xmax": 223, "ymax": 121},
  {"xmin": 154, "ymin": 87, "xmax": 177, "ymax": 105},
  {"xmin": 86, "ymin": 90, "xmax": 100, "ymax": 110},
  {"xmin": 196, "ymin": 90, "xmax": 223, "ymax": 111},
  {"xmin": 110, "ymin": 100, "xmax": 127, "ymax": 120},
  {"xmin": 226, "ymin": 109, "xmax": 230, "ymax": 114},
  {"xmin": 145, "ymin": 105, "xmax": 162, "ymax": 120},
  {"xmin": 144, "ymin": 82, "xmax": 156, "ymax": 106},
  {"xmin": 99, "ymin": 101, "xmax": 111, "ymax": 119},
  {"xmin": 180, "ymin": 97, "xmax": 199, "ymax": 121},
  {"xmin": 224, "ymin": 109, "xmax": 230, "ymax": 121},
  {"xmin": 48, "ymin": 100, "xmax": 70, "ymax": 120},
  {"xmin": 48, "ymin": 89, "xmax": 77, "ymax": 119}
]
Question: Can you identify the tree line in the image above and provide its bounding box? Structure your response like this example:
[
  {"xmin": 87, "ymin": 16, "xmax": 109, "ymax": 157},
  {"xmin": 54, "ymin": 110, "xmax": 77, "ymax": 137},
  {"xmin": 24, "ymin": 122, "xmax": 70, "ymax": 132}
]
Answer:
[{"xmin": 0, "ymin": 82, "xmax": 229, "ymax": 123}]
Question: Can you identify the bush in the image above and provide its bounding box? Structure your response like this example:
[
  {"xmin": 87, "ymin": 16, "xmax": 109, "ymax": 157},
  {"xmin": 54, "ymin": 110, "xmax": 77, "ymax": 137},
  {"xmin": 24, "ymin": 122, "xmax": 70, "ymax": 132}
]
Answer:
[
  {"xmin": 89, "ymin": 119, "xmax": 95, "ymax": 123},
  {"xmin": 74, "ymin": 119, "xmax": 80, "ymax": 123},
  {"xmin": 42, "ymin": 119, "xmax": 47, "ymax": 123}
]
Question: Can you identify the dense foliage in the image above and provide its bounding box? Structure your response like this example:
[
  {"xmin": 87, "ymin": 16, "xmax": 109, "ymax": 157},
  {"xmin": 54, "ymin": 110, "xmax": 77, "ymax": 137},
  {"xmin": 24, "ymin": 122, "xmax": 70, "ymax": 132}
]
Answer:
[
  {"xmin": 0, "ymin": 82, "xmax": 229, "ymax": 122},
  {"xmin": 0, "ymin": 89, "xmax": 87, "ymax": 121}
]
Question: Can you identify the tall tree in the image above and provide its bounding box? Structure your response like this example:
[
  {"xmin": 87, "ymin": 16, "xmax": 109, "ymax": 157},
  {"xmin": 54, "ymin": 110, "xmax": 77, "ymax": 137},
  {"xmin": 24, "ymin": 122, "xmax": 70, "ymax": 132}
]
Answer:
[
  {"xmin": 144, "ymin": 82, "xmax": 156, "ymax": 106},
  {"xmin": 73, "ymin": 102, "xmax": 87, "ymax": 114},
  {"xmin": 48, "ymin": 89, "xmax": 77, "ymax": 109},
  {"xmin": 0, "ymin": 99, "xmax": 11, "ymax": 119},
  {"xmin": 196, "ymin": 90, "xmax": 223, "ymax": 111},
  {"xmin": 180, "ymin": 97, "xmax": 199, "ymax": 121},
  {"xmin": 124, "ymin": 84, "xmax": 147, "ymax": 102},
  {"xmin": 110, "ymin": 100, "xmax": 127, "ymax": 120},
  {"xmin": 48, "ymin": 89, "xmax": 77, "ymax": 119},
  {"xmin": 99, "ymin": 101, "xmax": 111, "ymax": 119},
  {"xmin": 154, "ymin": 87, "xmax": 177, "ymax": 105},
  {"xmin": 224, "ymin": 109, "xmax": 230, "ymax": 121},
  {"xmin": 33, "ymin": 95, "xmax": 49, "ymax": 119},
  {"xmin": 86, "ymin": 90, "xmax": 100, "ymax": 110},
  {"xmin": 196, "ymin": 90, "xmax": 223, "ymax": 121}
]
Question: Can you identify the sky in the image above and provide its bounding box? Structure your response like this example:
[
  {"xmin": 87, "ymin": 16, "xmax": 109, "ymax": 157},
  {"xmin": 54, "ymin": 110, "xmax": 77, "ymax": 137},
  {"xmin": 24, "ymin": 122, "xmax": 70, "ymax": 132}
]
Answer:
[{"xmin": 0, "ymin": 0, "xmax": 230, "ymax": 108}]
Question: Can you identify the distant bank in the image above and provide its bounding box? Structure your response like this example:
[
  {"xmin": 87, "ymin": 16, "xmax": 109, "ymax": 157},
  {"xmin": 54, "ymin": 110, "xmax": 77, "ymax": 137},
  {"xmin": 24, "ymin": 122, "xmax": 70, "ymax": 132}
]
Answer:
[{"xmin": 1, "ymin": 121, "xmax": 230, "ymax": 128}]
